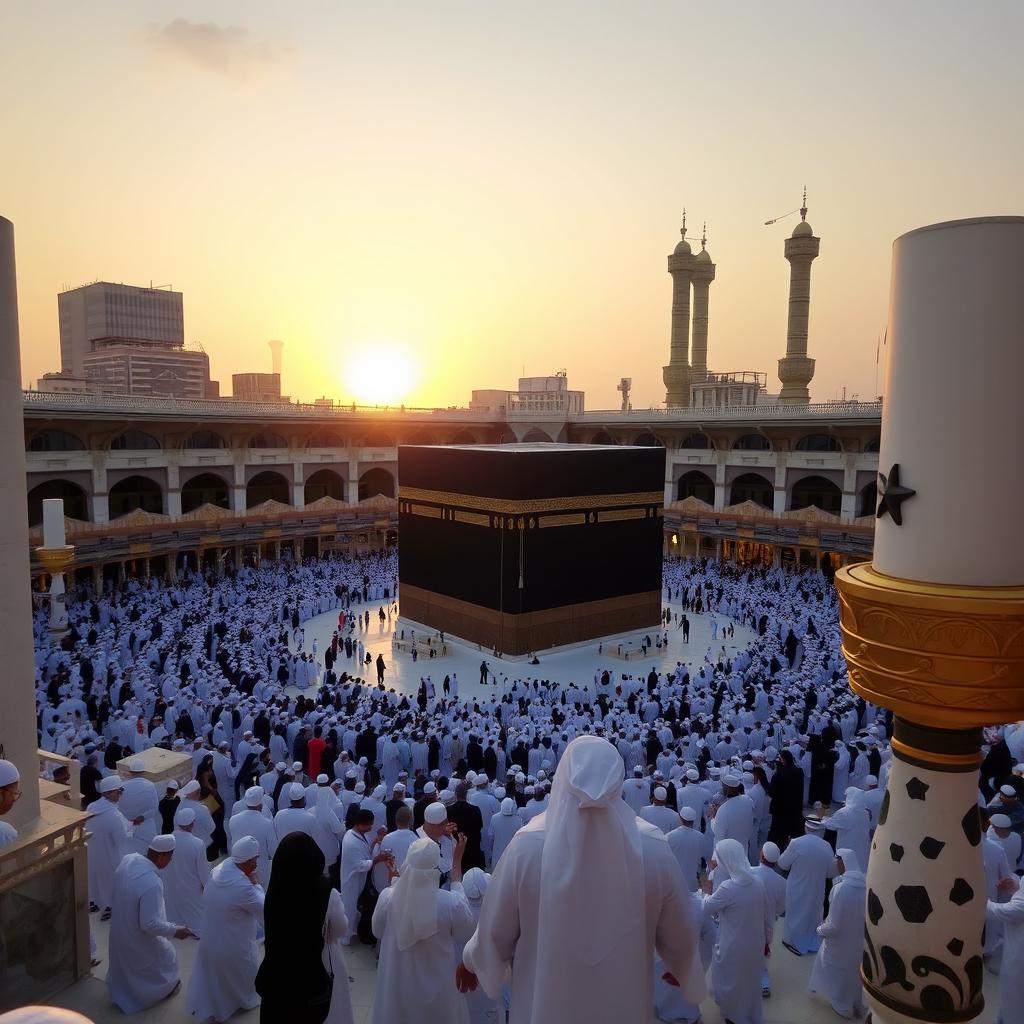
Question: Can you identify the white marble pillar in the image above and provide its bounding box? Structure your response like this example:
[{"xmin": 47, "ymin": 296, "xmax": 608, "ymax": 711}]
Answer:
[
  {"xmin": 837, "ymin": 217, "xmax": 1024, "ymax": 1024},
  {"xmin": 0, "ymin": 216, "xmax": 41, "ymax": 828}
]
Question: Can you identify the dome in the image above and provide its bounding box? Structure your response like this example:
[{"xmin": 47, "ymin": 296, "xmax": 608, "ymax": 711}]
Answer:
[
  {"xmin": 674, "ymin": 237, "xmax": 692, "ymax": 255},
  {"xmin": 792, "ymin": 220, "xmax": 813, "ymax": 238},
  {"xmin": 696, "ymin": 248, "xmax": 712, "ymax": 263}
]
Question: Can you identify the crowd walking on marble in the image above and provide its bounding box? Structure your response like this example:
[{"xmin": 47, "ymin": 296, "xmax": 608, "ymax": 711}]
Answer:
[{"xmin": 8, "ymin": 552, "xmax": 1024, "ymax": 1023}]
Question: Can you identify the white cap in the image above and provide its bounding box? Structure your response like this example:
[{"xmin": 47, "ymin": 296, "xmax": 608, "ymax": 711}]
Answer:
[
  {"xmin": 723, "ymin": 774, "xmax": 741, "ymax": 788},
  {"xmin": 181, "ymin": 780, "xmax": 201, "ymax": 797},
  {"xmin": 679, "ymin": 806, "xmax": 696, "ymax": 823},
  {"xmin": 166, "ymin": 780, "xmax": 179, "ymax": 791},
  {"xmin": 245, "ymin": 786, "xmax": 264, "ymax": 808},
  {"xmin": 762, "ymin": 841, "xmax": 781, "ymax": 863},
  {"xmin": 424, "ymin": 802, "xmax": 447, "ymax": 825},
  {"xmin": 292, "ymin": 761, "xmax": 304, "ymax": 772},
  {"xmin": 393, "ymin": 783, "xmax": 406, "ymax": 792},
  {"xmin": 423, "ymin": 782, "xmax": 437, "ymax": 795},
  {"xmin": 1000, "ymin": 784, "xmax": 1017, "ymax": 798},
  {"xmin": 175, "ymin": 807, "xmax": 196, "ymax": 827},
  {"xmin": 128, "ymin": 758, "xmax": 146, "ymax": 773},
  {"xmin": 991, "ymin": 813, "xmax": 1013, "ymax": 829},
  {"xmin": 0, "ymin": 759, "xmax": 21, "ymax": 787},
  {"xmin": 685, "ymin": 769, "xmax": 699, "ymax": 782},
  {"xmin": 289, "ymin": 783, "xmax": 306, "ymax": 801},
  {"xmin": 231, "ymin": 836, "xmax": 260, "ymax": 862},
  {"xmin": 149, "ymin": 833, "xmax": 176, "ymax": 853},
  {"xmin": 99, "ymin": 776, "xmax": 124, "ymax": 794},
  {"xmin": 316, "ymin": 774, "xmax": 329, "ymax": 785},
  {"xmin": 654, "ymin": 786, "xmax": 667, "ymax": 802},
  {"xmin": 276, "ymin": 762, "xmax": 287, "ymax": 772}
]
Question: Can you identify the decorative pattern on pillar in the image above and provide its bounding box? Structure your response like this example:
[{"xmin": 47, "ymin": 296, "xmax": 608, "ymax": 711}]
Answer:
[
  {"xmin": 663, "ymin": 212, "xmax": 695, "ymax": 407},
  {"xmin": 777, "ymin": 193, "xmax": 819, "ymax": 405},
  {"xmin": 690, "ymin": 227, "xmax": 715, "ymax": 385}
]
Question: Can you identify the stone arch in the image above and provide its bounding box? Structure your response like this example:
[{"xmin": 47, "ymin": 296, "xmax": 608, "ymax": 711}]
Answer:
[
  {"xmin": 449, "ymin": 430, "xmax": 478, "ymax": 445},
  {"xmin": 858, "ymin": 479, "xmax": 878, "ymax": 517},
  {"xmin": 676, "ymin": 470, "xmax": 714, "ymax": 504},
  {"xmin": 246, "ymin": 471, "xmax": 290, "ymax": 507},
  {"xmin": 732, "ymin": 433, "xmax": 771, "ymax": 451},
  {"xmin": 729, "ymin": 472, "xmax": 773, "ymax": 508},
  {"xmin": 181, "ymin": 472, "xmax": 231, "ymax": 513},
  {"xmin": 404, "ymin": 429, "xmax": 437, "ymax": 446},
  {"xmin": 27, "ymin": 428, "xmax": 86, "ymax": 452},
  {"xmin": 633, "ymin": 432, "xmax": 665, "ymax": 447},
  {"xmin": 362, "ymin": 430, "xmax": 394, "ymax": 448},
  {"xmin": 359, "ymin": 467, "xmax": 395, "ymax": 501},
  {"xmin": 790, "ymin": 474, "xmax": 843, "ymax": 515},
  {"xmin": 522, "ymin": 429, "xmax": 553, "ymax": 443},
  {"xmin": 864, "ymin": 436, "xmax": 881, "ymax": 453},
  {"xmin": 679, "ymin": 432, "xmax": 712, "ymax": 450},
  {"xmin": 27, "ymin": 479, "xmax": 89, "ymax": 525},
  {"xmin": 183, "ymin": 430, "xmax": 228, "ymax": 450},
  {"xmin": 248, "ymin": 432, "xmax": 289, "ymax": 449},
  {"xmin": 304, "ymin": 430, "xmax": 345, "ymax": 449},
  {"xmin": 795, "ymin": 433, "xmax": 842, "ymax": 452},
  {"xmin": 111, "ymin": 429, "xmax": 160, "ymax": 451},
  {"xmin": 109, "ymin": 474, "xmax": 164, "ymax": 516},
  {"xmin": 591, "ymin": 430, "xmax": 617, "ymax": 445},
  {"xmin": 305, "ymin": 469, "xmax": 346, "ymax": 504}
]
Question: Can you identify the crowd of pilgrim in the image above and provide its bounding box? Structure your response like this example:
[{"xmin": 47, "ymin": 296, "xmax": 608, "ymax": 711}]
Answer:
[{"xmin": 6, "ymin": 550, "xmax": 1024, "ymax": 1024}]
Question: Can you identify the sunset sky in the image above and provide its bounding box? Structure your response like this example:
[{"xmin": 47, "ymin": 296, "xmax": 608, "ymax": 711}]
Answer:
[{"xmin": 3, "ymin": 2, "xmax": 1021, "ymax": 409}]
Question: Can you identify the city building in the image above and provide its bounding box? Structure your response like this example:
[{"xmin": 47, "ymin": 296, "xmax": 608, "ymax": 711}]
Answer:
[
  {"xmin": 471, "ymin": 372, "xmax": 584, "ymax": 415},
  {"xmin": 81, "ymin": 341, "xmax": 216, "ymax": 400},
  {"xmin": 232, "ymin": 371, "xmax": 285, "ymax": 402},
  {"xmin": 57, "ymin": 281, "xmax": 184, "ymax": 376}
]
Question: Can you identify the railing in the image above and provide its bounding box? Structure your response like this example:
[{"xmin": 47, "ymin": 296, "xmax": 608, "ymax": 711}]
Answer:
[{"xmin": 575, "ymin": 400, "xmax": 882, "ymax": 422}]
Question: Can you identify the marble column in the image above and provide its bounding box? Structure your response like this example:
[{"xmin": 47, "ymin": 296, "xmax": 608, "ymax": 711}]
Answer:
[
  {"xmin": 0, "ymin": 216, "xmax": 40, "ymax": 828},
  {"xmin": 836, "ymin": 217, "xmax": 1024, "ymax": 1024}
]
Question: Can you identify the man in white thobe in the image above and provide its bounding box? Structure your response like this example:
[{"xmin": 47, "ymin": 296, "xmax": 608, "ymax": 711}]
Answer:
[
  {"xmin": 119, "ymin": 758, "xmax": 160, "ymax": 855},
  {"xmin": 640, "ymin": 786, "xmax": 680, "ymax": 835},
  {"xmin": 487, "ymin": 797, "xmax": 523, "ymax": 869},
  {"xmin": 373, "ymin": 805, "xmax": 418, "ymax": 893},
  {"xmin": 274, "ymin": 782, "xmax": 325, "ymax": 846},
  {"xmin": 621, "ymin": 765, "xmax": 649, "ymax": 815},
  {"xmin": 106, "ymin": 834, "xmax": 193, "ymax": 1013},
  {"xmin": 709, "ymin": 774, "xmax": 755, "ymax": 860},
  {"xmin": 161, "ymin": 807, "xmax": 211, "ymax": 937},
  {"xmin": 87, "ymin": 775, "xmax": 142, "ymax": 917},
  {"xmin": 186, "ymin": 836, "xmax": 265, "ymax": 1023},
  {"xmin": 227, "ymin": 786, "xmax": 278, "ymax": 886},
  {"xmin": 666, "ymin": 807, "xmax": 705, "ymax": 893},
  {"xmin": 777, "ymin": 819, "xmax": 837, "ymax": 954},
  {"xmin": 459, "ymin": 736, "xmax": 706, "ymax": 1024},
  {"xmin": 754, "ymin": 841, "xmax": 788, "ymax": 996},
  {"xmin": 340, "ymin": 809, "xmax": 389, "ymax": 944}
]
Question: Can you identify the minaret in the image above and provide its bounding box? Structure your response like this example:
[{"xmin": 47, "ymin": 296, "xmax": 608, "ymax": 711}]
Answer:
[
  {"xmin": 663, "ymin": 211, "xmax": 695, "ymax": 407},
  {"xmin": 777, "ymin": 189, "xmax": 820, "ymax": 404},
  {"xmin": 690, "ymin": 223, "xmax": 715, "ymax": 383}
]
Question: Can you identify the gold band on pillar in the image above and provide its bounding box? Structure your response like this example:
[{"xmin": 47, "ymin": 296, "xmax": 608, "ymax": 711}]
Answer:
[{"xmin": 835, "ymin": 562, "xmax": 1024, "ymax": 730}]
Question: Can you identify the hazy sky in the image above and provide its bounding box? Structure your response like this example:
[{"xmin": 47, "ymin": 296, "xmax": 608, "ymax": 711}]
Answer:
[{"xmin": 3, "ymin": 2, "xmax": 1022, "ymax": 409}]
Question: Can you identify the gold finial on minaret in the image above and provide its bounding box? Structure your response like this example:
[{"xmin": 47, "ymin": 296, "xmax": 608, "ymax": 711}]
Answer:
[
  {"xmin": 681, "ymin": 208, "xmax": 687, "ymax": 238},
  {"xmin": 800, "ymin": 185, "xmax": 808, "ymax": 222},
  {"xmin": 700, "ymin": 222, "xmax": 707, "ymax": 251}
]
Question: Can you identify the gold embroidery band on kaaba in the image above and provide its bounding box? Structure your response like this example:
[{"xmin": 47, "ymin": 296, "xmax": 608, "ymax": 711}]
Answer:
[{"xmin": 399, "ymin": 486, "xmax": 664, "ymax": 516}]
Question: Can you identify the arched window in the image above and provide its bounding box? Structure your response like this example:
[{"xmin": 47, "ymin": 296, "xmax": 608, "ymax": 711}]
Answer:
[
  {"xmin": 450, "ymin": 431, "xmax": 477, "ymax": 445},
  {"xmin": 248, "ymin": 433, "xmax": 289, "ymax": 449},
  {"xmin": 633, "ymin": 432, "xmax": 665, "ymax": 447},
  {"xmin": 246, "ymin": 471, "xmax": 290, "ymax": 507},
  {"xmin": 404, "ymin": 430, "xmax": 437, "ymax": 446},
  {"xmin": 305, "ymin": 431, "xmax": 345, "ymax": 449},
  {"xmin": 358, "ymin": 468, "xmax": 395, "ymax": 501},
  {"xmin": 305, "ymin": 470, "xmax": 346, "ymax": 504},
  {"xmin": 181, "ymin": 473, "xmax": 231, "ymax": 512},
  {"xmin": 790, "ymin": 475, "xmax": 843, "ymax": 515},
  {"xmin": 864, "ymin": 437, "xmax": 881, "ymax": 453},
  {"xmin": 27, "ymin": 480, "xmax": 89, "ymax": 525},
  {"xmin": 109, "ymin": 475, "xmax": 163, "ymax": 516},
  {"xmin": 680, "ymin": 432, "xmax": 712, "ymax": 450},
  {"xmin": 27, "ymin": 429, "xmax": 86, "ymax": 452},
  {"xmin": 184, "ymin": 430, "xmax": 228, "ymax": 450},
  {"xmin": 591, "ymin": 431, "xmax": 617, "ymax": 445},
  {"xmin": 729, "ymin": 473, "xmax": 773, "ymax": 508},
  {"xmin": 858, "ymin": 480, "xmax": 878, "ymax": 517},
  {"xmin": 732, "ymin": 434, "xmax": 770, "ymax": 451},
  {"xmin": 522, "ymin": 429, "xmax": 553, "ymax": 443},
  {"xmin": 362, "ymin": 431, "xmax": 394, "ymax": 448},
  {"xmin": 676, "ymin": 471, "xmax": 714, "ymax": 504},
  {"xmin": 111, "ymin": 430, "xmax": 160, "ymax": 451},
  {"xmin": 796, "ymin": 433, "xmax": 841, "ymax": 452}
]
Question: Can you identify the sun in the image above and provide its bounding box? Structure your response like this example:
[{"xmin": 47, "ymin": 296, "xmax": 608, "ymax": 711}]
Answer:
[{"xmin": 345, "ymin": 343, "xmax": 417, "ymax": 406}]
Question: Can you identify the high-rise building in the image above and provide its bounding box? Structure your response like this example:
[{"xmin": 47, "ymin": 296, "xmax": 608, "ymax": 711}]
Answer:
[
  {"xmin": 232, "ymin": 372, "xmax": 286, "ymax": 402},
  {"xmin": 58, "ymin": 281, "xmax": 184, "ymax": 376}
]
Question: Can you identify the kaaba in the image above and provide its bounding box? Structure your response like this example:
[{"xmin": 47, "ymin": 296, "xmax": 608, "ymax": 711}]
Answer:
[{"xmin": 398, "ymin": 443, "xmax": 664, "ymax": 656}]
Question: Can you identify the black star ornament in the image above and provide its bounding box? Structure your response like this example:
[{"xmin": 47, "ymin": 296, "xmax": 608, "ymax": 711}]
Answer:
[{"xmin": 876, "ymin": 464, "xmax": 916, "ymax": 527}]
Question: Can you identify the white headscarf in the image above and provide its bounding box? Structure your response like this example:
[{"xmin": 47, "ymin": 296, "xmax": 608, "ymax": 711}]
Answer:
[
  {"xmin": 390, "ymin": 836, "xmax": 441, "ymax": 951},
  {"xmin": 844, "ymin": 786, "xmax": 864, "ymax": 810},
  {"xmin": 500, "ymin": 797, "xmax": 516, "ymax": 816},
  {"xmin": 714, "ymin": 838, "xmax": 756, "ymax": 886},
  {"xmin": 462, "ymin": 867, "xmax": 489, "ymax": 904},
  {"xmin": 836, "ymin": 848, "xmax": 866, "ymax": 888},
  {"xmin": 530, "ymin": 736, "xmax": 644, "ymax": 975}
]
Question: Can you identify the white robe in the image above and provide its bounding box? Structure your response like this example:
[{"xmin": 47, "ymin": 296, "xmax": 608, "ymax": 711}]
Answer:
[
  {"xmin": 371, "ymin": 880, "xmax": 476, "ymax": 1024},
  {"xmin": 462, "ymin": 819, "xmax": 704, "ymax": 1024},
  {"xmin": 340, "ymin": 828, "xmax": 375, "ymax": 944},
  {"xmin": 822, "ymin": 805, "xmax": 871, "ymax": 870},
  {"xmin": 86, "ymin": 797, "xmax": 133, "ymax": 910},
  {"xmin": 323, "ymin": 888, "xmax": 357, "ymax": 1024},
  {"xmin": 777, "ymin": 833, "xmax": 836, "ymax": 953},
  {"xmin": 640, "ymin": 804, "xmax": 680, "ymax": 835},
  {"xmin": 161, "ymin": 828, "xmax": 210, "ymax": 935},
  {"xmin": 711, "ymin": 794, "xmax": 755, "ymax": 854},
  {"xmin": 185, "ymin": 859, "xmax": 264, "ymax": 1022},
  {"xmin": 488, "ymin": 812, "xmax": 522, "ymax": 868},
  {"xmin": 106, "ymin": 854, "xmax": 181, "ymax": 1014},
  {"xmin": 989, "ymin": 888, "xmax": 1024, "ymax": 1024},
  {"xmin": 808, "ymin": 872, "xmax": 867, "ymax": 1017},
  {"xmin": 666, "ymin": 825, "xmax": 705, "ymax": 893},
  {"xmin": 120, "ymin": 776, "xmax": 160, "ymax": 855},
  {"xmin": 228, "ymin": 807, "xmax": 279, "ymax": 886}
]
